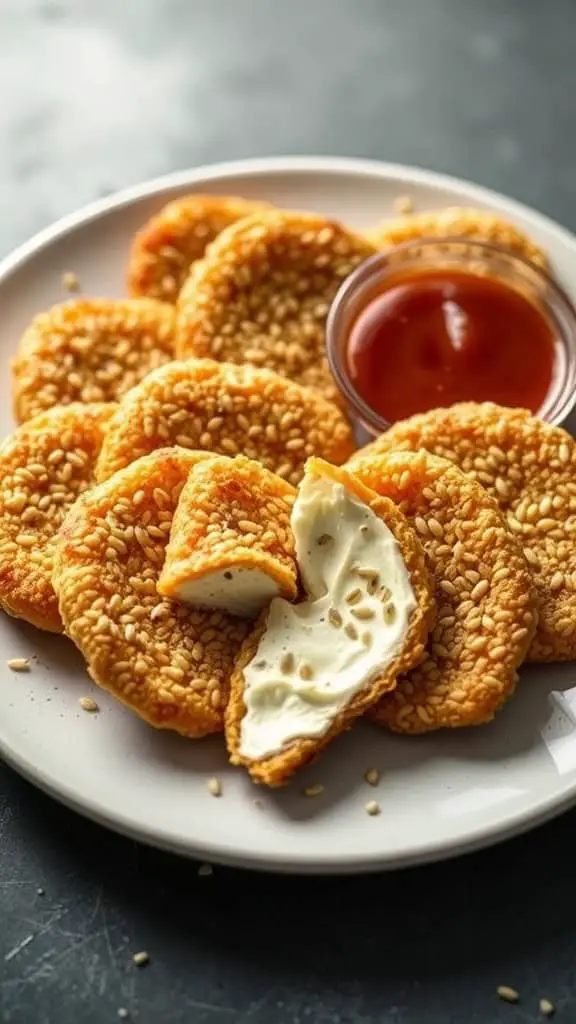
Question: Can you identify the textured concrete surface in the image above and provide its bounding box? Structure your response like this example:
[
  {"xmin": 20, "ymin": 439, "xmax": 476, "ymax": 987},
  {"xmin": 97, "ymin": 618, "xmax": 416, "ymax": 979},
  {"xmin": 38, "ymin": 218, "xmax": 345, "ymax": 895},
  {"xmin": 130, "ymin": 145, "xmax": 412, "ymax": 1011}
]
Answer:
[{"xmin": 2, "ymin": 1, "xmax": 576, "ymax": 1021}]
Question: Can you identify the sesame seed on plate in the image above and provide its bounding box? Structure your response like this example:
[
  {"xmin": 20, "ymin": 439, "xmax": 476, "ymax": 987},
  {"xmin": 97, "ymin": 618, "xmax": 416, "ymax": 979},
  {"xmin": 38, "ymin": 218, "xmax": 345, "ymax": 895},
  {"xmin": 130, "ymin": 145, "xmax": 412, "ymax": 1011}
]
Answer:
[
  {"xmin": 79, "ymin": 696, "xmax": 99, "ymax": 713},
  {"xmin": 61, "ymin": 271, "xmax": 80, "ymax": 292},
  {"xmin": 207, "ymin": 777, "xmax": 222, "ymax": 797},
  {"xmin": 365, "ymin": 800, "xmax": 381, "ymax": 816},
  {"xmin": 7, "ymin": 658, "xmax": 30, "ymax": 671},
  {"xmin": 303, "ymin": 783, "xmax": 324, "ymax": 798}
]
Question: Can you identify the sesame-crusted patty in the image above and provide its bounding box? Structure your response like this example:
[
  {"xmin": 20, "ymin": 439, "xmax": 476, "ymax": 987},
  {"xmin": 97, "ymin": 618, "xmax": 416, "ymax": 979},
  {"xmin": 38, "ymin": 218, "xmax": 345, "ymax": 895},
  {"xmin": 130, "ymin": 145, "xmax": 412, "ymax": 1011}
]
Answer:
[
  {"xmin": 351, "ymin": 403, "xmax": 576, "ymax": 662},
  {"xmin": 127, "ymin": 195, "xmax": 272, "ymax": 303},
  {"xmin": 351, "ymin": 450, "xmax": 537, "ymax": 733},
  {"xmin": 158, "ymin": 454, "xmax": 298, "ymax": 612},
  {"xmin": 0, "ymin": 403, "xmax": 116, "ymax": 632},
  {"xmin": 176, "ymin": 210, "xmax": 376, "ymax": 404},
  {"xmin": 365, "ymin": 207, "xmax": 548, "ymax": 267},
  {"xmin": 95, "ymin": 358, "xmax": 355, "ymax": 486},
  {"xmin": 12, "ymin": 299, "xmax": 175, "ymax": 424},
  {"xmin": 226, "ymin": 459, "xmax": 436, "ymax": 785},
  {"xmin": 53, "ymin": 448, "xmax": 250, "ymax": 736}
]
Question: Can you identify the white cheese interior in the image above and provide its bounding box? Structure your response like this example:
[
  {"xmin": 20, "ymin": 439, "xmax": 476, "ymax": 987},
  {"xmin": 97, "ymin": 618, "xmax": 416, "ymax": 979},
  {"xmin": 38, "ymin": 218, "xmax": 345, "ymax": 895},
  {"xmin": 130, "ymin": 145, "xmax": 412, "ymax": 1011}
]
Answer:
[
  {"xmin": 239, "ymin": 471, "xmax": 417, "ymax": 760},
  {"xmin": 176, "ymin": 568, "xmax": 279, "ymax": 619}
]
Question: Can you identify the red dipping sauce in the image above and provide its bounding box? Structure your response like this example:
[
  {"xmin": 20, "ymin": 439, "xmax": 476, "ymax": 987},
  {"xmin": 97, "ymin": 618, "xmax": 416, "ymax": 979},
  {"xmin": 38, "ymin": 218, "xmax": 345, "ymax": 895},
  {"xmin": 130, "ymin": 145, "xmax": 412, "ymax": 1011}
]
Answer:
[{"xmin": 346, "ymin": 268, "xmax": 556, "ymax": 423}]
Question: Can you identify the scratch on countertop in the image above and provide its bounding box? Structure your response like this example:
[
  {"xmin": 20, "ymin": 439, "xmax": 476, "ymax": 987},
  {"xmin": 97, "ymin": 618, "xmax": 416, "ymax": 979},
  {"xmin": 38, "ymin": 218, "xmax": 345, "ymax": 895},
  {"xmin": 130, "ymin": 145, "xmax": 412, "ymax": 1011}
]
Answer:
[
  {"xmin": 187, "ymin": 1000, "xmax": 236, "ymax": 1016},
  {"xmin": 4, "ymin": 934, "xmax": 34, "ymax": 963},
  {"xmin": 1, "ymin": 906, "xmax": 70, "ymax": 973}
]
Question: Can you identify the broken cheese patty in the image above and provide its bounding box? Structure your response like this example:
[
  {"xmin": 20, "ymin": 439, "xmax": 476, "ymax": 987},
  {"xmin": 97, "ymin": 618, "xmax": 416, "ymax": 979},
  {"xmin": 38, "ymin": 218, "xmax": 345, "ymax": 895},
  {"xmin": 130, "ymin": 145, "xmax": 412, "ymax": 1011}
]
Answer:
[
  {"xmin": 158, "ymin": 455, "xmax": 298, "ymax": 618},
  {"xmin": 225, "ymin": 459, "xmax": 435, "ymax": 785}
]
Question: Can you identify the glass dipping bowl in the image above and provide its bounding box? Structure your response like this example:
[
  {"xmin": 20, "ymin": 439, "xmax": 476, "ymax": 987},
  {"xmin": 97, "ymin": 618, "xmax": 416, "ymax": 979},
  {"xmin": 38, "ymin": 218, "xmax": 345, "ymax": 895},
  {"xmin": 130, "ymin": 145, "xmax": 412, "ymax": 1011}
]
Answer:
[{"xmin": 326, "ymin": 237, "xmax": 576, "ymax": 436}]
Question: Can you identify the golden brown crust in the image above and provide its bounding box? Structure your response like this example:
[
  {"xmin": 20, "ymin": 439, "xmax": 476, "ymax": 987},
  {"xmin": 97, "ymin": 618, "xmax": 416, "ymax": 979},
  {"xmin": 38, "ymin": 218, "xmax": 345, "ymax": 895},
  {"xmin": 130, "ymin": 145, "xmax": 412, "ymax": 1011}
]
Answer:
[
  {"xmin": 351, "ymin": 449, "xmax": 538, "ymax": 732},
  {"xmin": 12, "ymin": 299, "xmax": 175, "ymax": 424},
  {"xmin": 0, "ymin": 403, "xmax": 116, "ymax": 632},
  {"xmin": 95, "ymin": 358, "xmax": 355, "ymax": 485},
  {"xmin": 365, "ymin": 207, "xmax": 548, "ymax": 267},
  {"xmin": 53, "ymin": 448, "xmax": 249, "ymax": 736},
  {"xmin": 176, "ymin": 210, "xmax": 376, "ymax": 404},
  {"xmin": 225, "ymin": 458, "xmax": 436, "ymax": 785},
  {"xmin": 158, "ymin": 454, "xmax": 298, "ymax": 606},
  {"xmin": 127, "ymin": 195, "xmax": 272, "ymax": 302},
  {"xmin": 351, "ymin": 403, "xmax": 575, "ymax": 661}
]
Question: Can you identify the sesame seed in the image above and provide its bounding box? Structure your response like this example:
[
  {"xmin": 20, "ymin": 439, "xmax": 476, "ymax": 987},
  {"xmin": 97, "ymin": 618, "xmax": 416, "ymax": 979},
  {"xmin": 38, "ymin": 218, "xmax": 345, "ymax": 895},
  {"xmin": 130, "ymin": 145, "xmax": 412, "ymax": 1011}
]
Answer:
[
  {"xmin": 62, "ymin": 271, "xmax": 80, "ymax": 291},
  {"xmin": 539, "ymin": 997, "xmax": 555, "ymax": 1017},
  {"xmin": 351, "ymin": 606, "xmax": 375, "ymax": 620},
  {"xmin": 550, "ymin": 571, "xmax": 564, "ymax": 591},
  {"xmin": 317, "ymin": 533, "xmax": 333, "ymax": 546},
  {"xmin": 79, "ymin": 696, "xmax": 99, "ymax": 713},
  {"xmin": 471, "ymin": 579, "xmax": 489, "ymax": 601},
  {"xmin": 393, "ymin": 194, "xmax": 413, "ymax": 214},
  {"xmin": 427, "ymin": 517, "xmax": 443, "ymax": 538},
  {"xmin": 345, "ymin": 622, "xmax": 358, "ymax": 640},
  {"xmin": 439, "ymin": 579, "xmax": 456, "ymax": 596},
  {"xmin": 280, "ymin": 651, "xmax": 295, "ymax": 673},
  {"xmin": 303, "ymin": 783, "xmax": 324, "ymax": 797},
  {"xmin": 117, "ymin": 1009, "xmax": 129, "ymax": 1020},
  {"xmin": 345, "ymin": 588, "xmax": 362, "ymax": 604},
  {"xmin": 364, "ymin": 768, "xmax": 380, "ymax": 786},
  {"xmin": 237, "ymin": 519, "xmax": 260, "ymax": 533},
  {"xmin": 328, "ymin": 608, "xmax": 342, "ymax": 627},
  {"xmin": 198, "ymin": 863, "xmax": 214, "ymax": 876},
  {"xmin": 132, "ymin": 951, "xmax": 150, "ymax": 967},
  {"xmin": 7, "ymin": 658, "xmax": 30, "ymax": 671},
  {"xmin": 497, "ymin": 986, "xmax": 519, "ymax": 1004},
  {"xmin": 355, "ymin": 566, "xmax": 378, "ymax": 579},
  {"xmin": 365, "ymin": 800, "xmax": 381, "ymax": 816},
  {"xmin": 414, "ymin": 516, "xmax": 429, "ymax": 536},
  {"xmin": 207, "ymin": 777, "xmax": 222, "ymax": 797},
  {"xmin": 37, "ymin": 887, "xmax": 45, "ymax": 896},
  {"xmin": 298, "ymin": 662, "xmax": 314, "ymax": 680}
]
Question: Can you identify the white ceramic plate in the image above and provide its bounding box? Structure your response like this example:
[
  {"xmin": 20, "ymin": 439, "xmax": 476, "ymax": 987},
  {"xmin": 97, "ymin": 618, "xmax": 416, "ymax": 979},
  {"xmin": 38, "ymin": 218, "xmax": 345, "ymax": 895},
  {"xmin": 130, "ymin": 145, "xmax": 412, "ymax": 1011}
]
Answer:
[{"xmin": 2, "ymin": 156, "xmax": 576, "ymax": 874}]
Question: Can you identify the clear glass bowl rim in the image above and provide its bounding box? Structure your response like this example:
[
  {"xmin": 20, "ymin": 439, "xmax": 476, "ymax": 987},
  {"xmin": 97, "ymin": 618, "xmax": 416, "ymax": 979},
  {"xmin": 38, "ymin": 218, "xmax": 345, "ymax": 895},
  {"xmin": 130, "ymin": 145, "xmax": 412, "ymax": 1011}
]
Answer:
[{"xmin": 326, "ymin": 237, "xmax": 576, "ymax": 435}]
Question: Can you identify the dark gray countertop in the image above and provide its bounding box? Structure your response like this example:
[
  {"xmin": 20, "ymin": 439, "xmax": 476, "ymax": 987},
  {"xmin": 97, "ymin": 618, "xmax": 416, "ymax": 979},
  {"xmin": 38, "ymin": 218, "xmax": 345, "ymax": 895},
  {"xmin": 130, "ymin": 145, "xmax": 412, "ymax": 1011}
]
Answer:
[{"xmin": 2, "ymin": 1, "xmax": 576, "ymax": 1021}]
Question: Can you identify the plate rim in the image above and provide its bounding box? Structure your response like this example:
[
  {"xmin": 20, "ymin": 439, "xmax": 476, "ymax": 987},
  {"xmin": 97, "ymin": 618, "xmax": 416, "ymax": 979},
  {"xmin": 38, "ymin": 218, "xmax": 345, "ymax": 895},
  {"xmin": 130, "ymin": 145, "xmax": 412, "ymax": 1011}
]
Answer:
[
  {"xmin": 2, "ymin": 155, "xmax": 576, "ymax": 282},
  {"xmin": 2, "ymin": 154, "xmax": 576, "ymax": 873}
]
